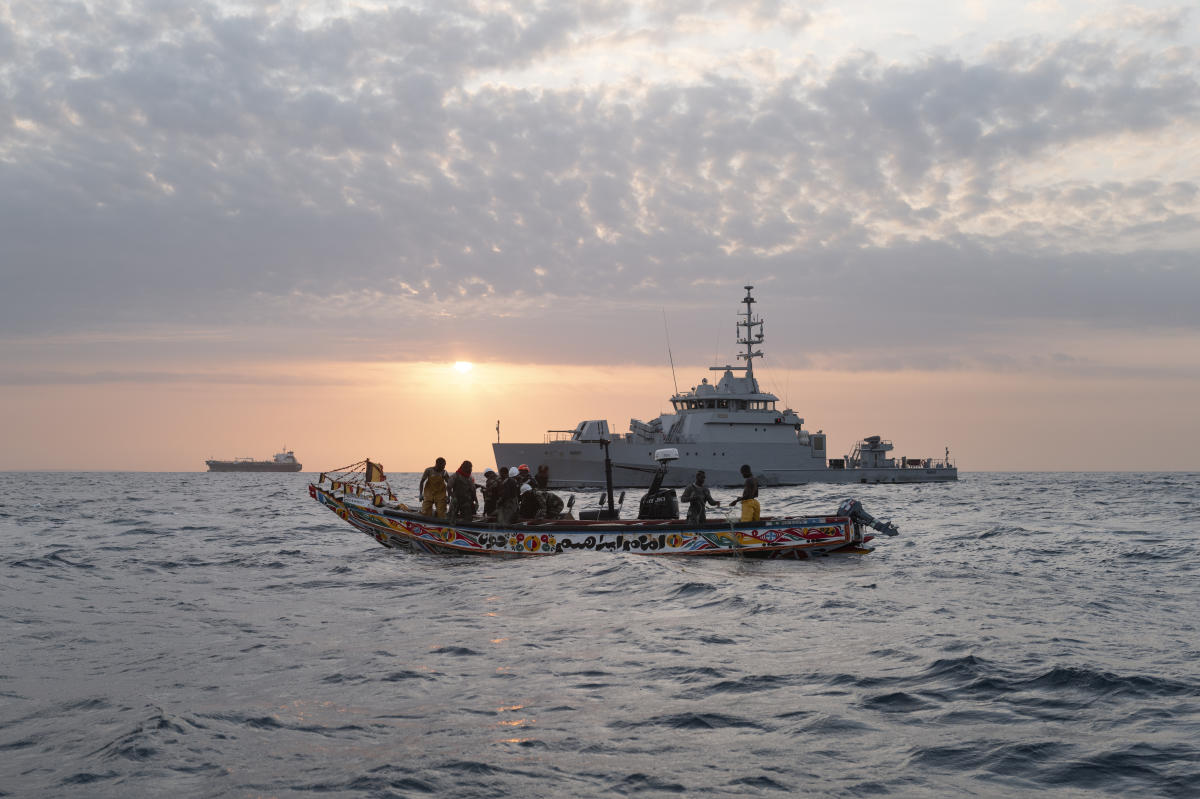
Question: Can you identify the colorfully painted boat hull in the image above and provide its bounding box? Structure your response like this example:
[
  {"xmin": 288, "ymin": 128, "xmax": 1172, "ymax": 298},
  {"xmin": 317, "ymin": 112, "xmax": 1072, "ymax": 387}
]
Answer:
[{"xmin": 310, "ymin": 482, "xmax": 874, "ymax": 558}]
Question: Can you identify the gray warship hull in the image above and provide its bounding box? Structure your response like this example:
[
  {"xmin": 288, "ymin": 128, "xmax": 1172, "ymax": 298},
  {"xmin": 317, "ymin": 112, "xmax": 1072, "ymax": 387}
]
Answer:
[{"xmin": 494, "ymin": 440, "xmax": 955, "ymax": 488}]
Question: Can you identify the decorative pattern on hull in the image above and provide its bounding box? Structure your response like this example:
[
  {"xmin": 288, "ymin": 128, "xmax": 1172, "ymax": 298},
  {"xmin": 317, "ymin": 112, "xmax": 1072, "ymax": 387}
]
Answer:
[{"xmin": 310, "ymin": 482, "xmax": 878, "ymax": 559}]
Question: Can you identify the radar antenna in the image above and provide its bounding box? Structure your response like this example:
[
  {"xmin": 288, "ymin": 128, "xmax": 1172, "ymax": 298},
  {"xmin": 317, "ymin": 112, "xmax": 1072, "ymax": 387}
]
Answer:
[{"xmin": 737, "ymin": 285, "xmax": 764, "ymax": 383}]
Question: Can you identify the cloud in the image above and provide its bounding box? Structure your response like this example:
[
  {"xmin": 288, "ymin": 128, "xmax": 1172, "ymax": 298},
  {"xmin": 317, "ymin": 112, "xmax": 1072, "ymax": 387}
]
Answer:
[
  {"xmin": 1, "ymin": 0, "xmax": 1197, "ymax": 374},
  {"xmin": 1084, "ymin": 5, "xmax": 1192, "ymax": 38},
  {"xmin": 0, "ymin": 369, "xmax": 358, "ymax": 387}
]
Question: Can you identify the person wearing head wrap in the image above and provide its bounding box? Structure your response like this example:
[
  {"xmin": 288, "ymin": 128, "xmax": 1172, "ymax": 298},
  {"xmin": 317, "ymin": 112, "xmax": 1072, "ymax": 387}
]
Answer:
[{"xmin": 447, "ymin": 460, "xmax": 478, "ymax": 523}]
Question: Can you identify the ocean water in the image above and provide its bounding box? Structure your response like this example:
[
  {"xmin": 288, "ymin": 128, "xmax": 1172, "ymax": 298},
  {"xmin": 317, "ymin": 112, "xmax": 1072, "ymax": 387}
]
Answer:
[{"xmin": 2, "ymin": 471, "xmax": 1198, "ymax": 798}]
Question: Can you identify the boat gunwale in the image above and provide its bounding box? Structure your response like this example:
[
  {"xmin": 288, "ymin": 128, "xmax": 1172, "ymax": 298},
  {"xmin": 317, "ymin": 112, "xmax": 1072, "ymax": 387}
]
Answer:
[{"xmin": 338, "ymin": 491, "xmax": 851, "ymax": 534}]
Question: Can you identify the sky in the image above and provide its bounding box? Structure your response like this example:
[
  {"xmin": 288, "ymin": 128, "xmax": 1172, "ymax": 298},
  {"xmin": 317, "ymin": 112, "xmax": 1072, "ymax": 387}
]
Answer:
[{"xmin": 1, "ymin": 0, "xmax": 1198, "ymax": 472}]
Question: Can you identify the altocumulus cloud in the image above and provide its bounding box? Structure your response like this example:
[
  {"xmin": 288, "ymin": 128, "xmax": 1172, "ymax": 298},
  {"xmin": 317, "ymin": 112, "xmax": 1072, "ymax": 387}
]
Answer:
[{"xmin": 0, "ymin": 0, "xmax": 1198, "ymax": 370}]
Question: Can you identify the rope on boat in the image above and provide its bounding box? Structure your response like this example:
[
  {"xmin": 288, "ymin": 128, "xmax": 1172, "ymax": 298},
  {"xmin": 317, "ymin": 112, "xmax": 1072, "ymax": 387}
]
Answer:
[
  {"xmin": 315, "ymin": 460, "xmax": 398, "ymax": 505},
  {"xmin": 719, "ymin": 507, "xmax": 743, "ymax": 557},
  {"xmin": 323, "ymin": 460, "xmax": 368, "ymax": 476}
]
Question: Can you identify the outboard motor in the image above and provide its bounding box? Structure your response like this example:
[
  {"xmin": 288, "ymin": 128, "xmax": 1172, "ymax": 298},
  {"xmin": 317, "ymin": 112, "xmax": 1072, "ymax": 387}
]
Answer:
[
  {"xmin": 838, "ymin": 498, "xmax": 900, "ymax": 538},
  {"xmin": 638, "ymin": 448, "xmax": 680, "ymax": 520}
]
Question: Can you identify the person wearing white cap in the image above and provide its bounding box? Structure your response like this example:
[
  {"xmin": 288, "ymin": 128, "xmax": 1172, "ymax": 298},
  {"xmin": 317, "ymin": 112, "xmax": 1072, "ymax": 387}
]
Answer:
[
  {"xmin": 518, "ymin": 471, "xmax": 548, "ymax": 519},
  {"xmin": 481, "ymin": 468, "xmax": 499, "ymax": 516}
]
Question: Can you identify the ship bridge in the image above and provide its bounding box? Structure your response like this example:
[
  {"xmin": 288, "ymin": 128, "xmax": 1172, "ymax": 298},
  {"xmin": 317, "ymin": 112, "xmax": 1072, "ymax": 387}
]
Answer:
[{"xmin": 669, "ymin": 373, "xmax": 781, "ymax": 412}]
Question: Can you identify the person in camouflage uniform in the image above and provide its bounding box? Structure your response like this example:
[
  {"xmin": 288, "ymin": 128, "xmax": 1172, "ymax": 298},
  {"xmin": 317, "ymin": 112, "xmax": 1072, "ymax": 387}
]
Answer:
[
  {"xmin": 447, "ymin": 460, "xmax": 478, "ymax": 523},
  {"xmin": 481, "ymin": 468, "xmax": 499, "ymax": 516},
  {"xmin": 496, "ymin": 467, "xmax": 519, "ymax": 526},
  {"xmin": 681, "ymin": 470, "xmax": 720, "ymax": 524}
]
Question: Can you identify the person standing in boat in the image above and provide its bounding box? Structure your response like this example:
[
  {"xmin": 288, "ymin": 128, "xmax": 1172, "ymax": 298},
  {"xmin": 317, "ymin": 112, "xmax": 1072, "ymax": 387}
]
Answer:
[
  {"xmin": 447, "ymin": 460, "xmax": 478, "ymax": 523},
  {"xmin": 518, "ymin": 464, "xmax": 553, "ymax": 519},
  {"xmin": 681, "ymin": 470, "xmax": 720, "ymax": 524},
  {"xmin": 419, "ymin": 457, "xmax": 449, "ymax": 518},
  {"xmin": 729, "ymin": 464, "xmax": 760, "ymax": 522},
  {"xmin": 496, "ymin": 466, "xmax": 520, "ymax": 525},
  {"xmin": 518, "ymin": 481, "xmax": 542, "ymax": 519},
  {"xmin": 513, "ymin": 464, "xmax": 544, "ymax": 519},
  {"xmin": 481, "ymin": 468, "xmax": 499, "ymax": 516}
]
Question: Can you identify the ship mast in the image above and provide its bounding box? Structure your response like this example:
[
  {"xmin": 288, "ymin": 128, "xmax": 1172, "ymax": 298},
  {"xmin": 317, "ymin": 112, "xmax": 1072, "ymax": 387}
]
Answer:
[
  {"xmin": 737, "ymin": 285, "xmax": 764, "ymax": 389},
  {"xmin": 707, "ymin": 285, "xmax": 765, "ymax": 391}
]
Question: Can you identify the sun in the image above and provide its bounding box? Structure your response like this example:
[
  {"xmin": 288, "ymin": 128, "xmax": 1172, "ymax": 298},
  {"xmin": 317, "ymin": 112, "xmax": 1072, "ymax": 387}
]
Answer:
[{"xmin": 453, "ymin": 361, "xmax": 474, "ymax": 373}]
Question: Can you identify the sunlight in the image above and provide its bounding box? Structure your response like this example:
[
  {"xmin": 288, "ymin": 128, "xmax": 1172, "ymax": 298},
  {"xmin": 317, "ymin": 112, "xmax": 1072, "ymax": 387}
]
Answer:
[{"xmin": 454, "ymin": 361, "xmax": 474, "ymax": 373}]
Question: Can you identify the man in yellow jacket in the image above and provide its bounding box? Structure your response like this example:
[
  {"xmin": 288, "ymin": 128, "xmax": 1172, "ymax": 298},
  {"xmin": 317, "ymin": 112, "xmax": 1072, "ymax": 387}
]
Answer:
[{"xmin": 419, "ymin": 457, "xmax": 449, "ymax": 518}]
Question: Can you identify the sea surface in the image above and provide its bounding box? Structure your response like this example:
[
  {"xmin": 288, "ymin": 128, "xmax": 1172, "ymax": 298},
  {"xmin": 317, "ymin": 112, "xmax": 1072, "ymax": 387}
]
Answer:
[{"xmin": 2, "ymin": 472, "xmax": 1198, "ymax": 798}]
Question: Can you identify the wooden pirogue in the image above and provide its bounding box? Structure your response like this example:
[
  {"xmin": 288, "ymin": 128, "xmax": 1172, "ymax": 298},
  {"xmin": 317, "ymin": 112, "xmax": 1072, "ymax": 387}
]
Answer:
[{"xmin": 309, "ymin": 459, "xmax": 900, "ymax": 558}]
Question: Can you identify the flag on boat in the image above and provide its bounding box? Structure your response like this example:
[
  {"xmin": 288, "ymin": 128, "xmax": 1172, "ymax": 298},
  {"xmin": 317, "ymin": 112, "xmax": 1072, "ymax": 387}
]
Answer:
[{"xmin": 365, "ymin": 460, "xmax": 385, "ymax": 482}]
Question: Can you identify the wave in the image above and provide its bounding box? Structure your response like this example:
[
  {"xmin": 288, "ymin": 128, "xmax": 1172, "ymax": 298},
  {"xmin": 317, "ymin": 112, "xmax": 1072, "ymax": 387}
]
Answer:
[
  {"xmin": 909, "ymin": 738, "xmax": 1200, "ymax": 796},
  {"xmin": 610, "ymin": 711, "xmax": 766, "ymax": 731},
  {"xmin": 8, "ymin": 551, "xmax": 95, "ymax": 570}
]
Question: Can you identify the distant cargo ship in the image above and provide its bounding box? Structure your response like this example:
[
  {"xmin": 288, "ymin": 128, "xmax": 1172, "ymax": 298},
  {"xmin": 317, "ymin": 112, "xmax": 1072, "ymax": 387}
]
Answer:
[{"xmin": 205, "ymin": 449, "xmax": 303, "ymax": 472}]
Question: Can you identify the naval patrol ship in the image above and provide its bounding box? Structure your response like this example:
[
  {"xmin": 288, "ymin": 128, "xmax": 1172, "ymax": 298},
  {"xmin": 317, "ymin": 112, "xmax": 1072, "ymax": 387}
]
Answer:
[{"xmin": 493, "ymin": 286, "xmax": 957, "ymax": 488}]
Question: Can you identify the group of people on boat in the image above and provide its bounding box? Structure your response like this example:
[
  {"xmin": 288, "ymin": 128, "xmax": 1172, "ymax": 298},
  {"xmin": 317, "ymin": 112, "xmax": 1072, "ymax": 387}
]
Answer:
[
  {"xmin": 418, "ymin": 458, "xmax": 565, "ymax": 524},
  {"xmin": 419, "ymin": 456, "xmax": 761, "ymax": 527},
  {"xmin": 680, "ymin": 465, "xmax": 760, "ymax": 524}
]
